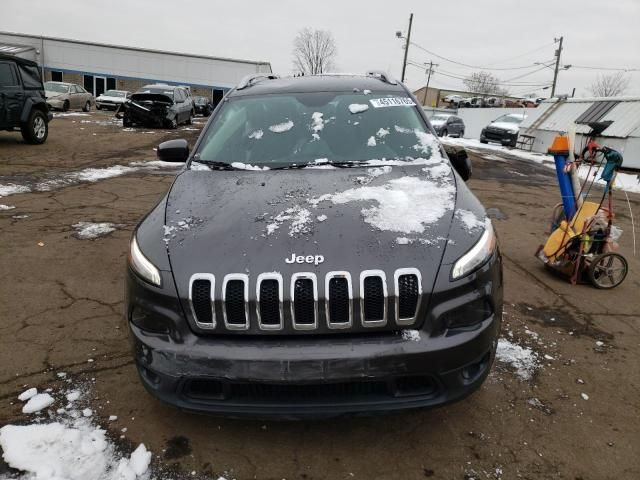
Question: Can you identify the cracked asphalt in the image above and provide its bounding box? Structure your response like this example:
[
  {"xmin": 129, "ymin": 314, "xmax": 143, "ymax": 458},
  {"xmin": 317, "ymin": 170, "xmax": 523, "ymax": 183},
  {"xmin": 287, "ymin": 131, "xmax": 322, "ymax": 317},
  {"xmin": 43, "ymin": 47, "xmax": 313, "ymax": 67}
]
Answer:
[{"xmin": 1, "ymin": 112, "xmax": 639, "ymax": 480}]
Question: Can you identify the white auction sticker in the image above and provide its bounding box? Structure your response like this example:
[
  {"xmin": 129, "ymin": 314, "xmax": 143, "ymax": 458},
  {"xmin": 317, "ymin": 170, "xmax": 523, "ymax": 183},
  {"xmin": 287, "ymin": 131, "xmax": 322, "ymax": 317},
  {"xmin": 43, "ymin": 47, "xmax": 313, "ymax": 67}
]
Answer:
[{"xmin": 369, "ymin": 97, "xmax": 416, "ymax": 108}]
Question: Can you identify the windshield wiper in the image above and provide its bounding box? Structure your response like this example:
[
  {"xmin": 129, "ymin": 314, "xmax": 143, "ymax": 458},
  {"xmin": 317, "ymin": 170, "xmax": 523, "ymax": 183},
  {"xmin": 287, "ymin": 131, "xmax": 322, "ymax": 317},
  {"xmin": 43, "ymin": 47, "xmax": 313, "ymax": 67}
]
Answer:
[
  {"xmin": 191, "ymin": 160, "xmax": 238, "ymax": 170},
  {"xmin": 289, "ymin": 160, "xmax": 370, "ymax": 169}
]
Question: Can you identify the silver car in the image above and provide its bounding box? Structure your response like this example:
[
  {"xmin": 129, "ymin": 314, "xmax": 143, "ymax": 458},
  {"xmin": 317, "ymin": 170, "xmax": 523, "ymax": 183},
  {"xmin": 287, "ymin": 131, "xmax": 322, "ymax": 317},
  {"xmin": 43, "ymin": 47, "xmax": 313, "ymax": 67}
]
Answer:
[{"xmin": 44, "ymin": 81, "xmax": 94, "ymax": 112}]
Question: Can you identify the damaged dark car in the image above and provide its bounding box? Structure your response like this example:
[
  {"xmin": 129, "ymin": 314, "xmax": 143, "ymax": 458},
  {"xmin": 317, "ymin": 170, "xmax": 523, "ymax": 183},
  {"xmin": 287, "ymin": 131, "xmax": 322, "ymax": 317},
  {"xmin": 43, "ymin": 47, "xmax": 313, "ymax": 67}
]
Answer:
[
  {"xmin": 119, "ymin": 84, "xmax": 194, "ymax": 128},
  {"xmin": 126, "ymin": 73, "xmax": 503, "ymax": 418}
]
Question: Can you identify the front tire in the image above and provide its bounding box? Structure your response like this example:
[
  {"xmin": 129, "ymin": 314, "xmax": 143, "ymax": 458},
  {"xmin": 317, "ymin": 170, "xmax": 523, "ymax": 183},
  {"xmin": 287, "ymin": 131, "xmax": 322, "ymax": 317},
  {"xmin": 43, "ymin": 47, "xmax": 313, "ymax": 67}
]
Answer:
[
  {"xmin": 441, "ymin": 129, "xmax": 448, "ymax": 137},
  {"xmin": 21, "ymin": 110, "xmax": 48, "ymax": 144},
  {"xmin": 83, "ymin": 101, "xmax": 91, "ymax": 112}
]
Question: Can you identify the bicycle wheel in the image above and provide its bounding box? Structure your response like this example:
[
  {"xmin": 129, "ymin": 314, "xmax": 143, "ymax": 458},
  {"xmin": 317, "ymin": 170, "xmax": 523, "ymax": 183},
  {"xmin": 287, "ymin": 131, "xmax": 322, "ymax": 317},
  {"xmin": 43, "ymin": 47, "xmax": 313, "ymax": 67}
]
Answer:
[{"xmin": 587, "ymin": 253, "xmax": 628, "ymax": 289}]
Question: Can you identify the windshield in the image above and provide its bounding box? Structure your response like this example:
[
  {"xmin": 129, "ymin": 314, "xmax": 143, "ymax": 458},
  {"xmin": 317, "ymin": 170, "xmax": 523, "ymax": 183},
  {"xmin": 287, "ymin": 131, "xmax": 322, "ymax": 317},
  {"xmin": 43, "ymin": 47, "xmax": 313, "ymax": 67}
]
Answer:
[
  {"xmin": 494, "ymin": 114, "xmax": 525, "ymax": 124},
  {"xmin": 195, "ymin": 92, "xmax": 437, "ymax": 167},
  {"xmin": 104, "ymin": 90, "xmax": 125, "ymax": 97},
  {"xmin": 430, "ymin": 114, "xmax": 450, "ymax": 123},
  {"xmin": 45, "ymin": 82, "xmax": 69, "ymax": 93},
  {"xmin": 135, "ymin": 87, "xmax": 174, "ymax": 98}
]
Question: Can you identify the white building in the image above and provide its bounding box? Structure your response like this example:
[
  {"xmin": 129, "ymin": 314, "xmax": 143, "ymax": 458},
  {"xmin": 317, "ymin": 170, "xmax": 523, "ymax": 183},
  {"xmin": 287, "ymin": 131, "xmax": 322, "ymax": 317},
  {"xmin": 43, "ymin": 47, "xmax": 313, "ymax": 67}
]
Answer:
[
  {"xmin": 518, "ymin": 97, "xmax": 640, "ymax": 170},
  {"xmin": 0, "ymin": 31, "xmax": 272, "ymax": 102}
]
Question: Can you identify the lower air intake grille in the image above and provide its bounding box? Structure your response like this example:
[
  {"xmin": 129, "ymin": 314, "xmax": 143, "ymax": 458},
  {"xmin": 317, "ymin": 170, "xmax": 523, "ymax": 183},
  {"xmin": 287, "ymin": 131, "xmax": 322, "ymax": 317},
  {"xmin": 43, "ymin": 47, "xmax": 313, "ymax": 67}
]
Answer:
[
  {"xmin": 191, "ymin": 279, "xmax": 212, "ymax": 324},
  {"xmin": 224, "ymin": 280, "xmax": 246, "ymax": 325},
  {"xmin": 398, "ymin": 274, "xmax": 419, "ymax": 319},
  {"xmin": 328, "ymin": 277, "xmax": 350, "ymax": 324},
  {"xmin": 293, "ymin": 278, "xmax": 315, "ymax": 324},
  {"xmin": 259, "ymin": 279, "xmax": 280, "ymax": 325},
  {"xmin": 363, "ymin": 276, "xmax": 385, "ymax": 321}
]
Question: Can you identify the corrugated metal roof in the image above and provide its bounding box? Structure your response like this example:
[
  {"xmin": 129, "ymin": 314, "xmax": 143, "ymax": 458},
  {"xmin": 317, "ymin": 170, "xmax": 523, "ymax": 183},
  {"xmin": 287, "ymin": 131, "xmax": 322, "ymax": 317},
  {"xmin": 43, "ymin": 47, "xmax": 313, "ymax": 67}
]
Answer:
[{"xmin": 520, "ymin": 97, "xmax": 640, "ymax": 138}]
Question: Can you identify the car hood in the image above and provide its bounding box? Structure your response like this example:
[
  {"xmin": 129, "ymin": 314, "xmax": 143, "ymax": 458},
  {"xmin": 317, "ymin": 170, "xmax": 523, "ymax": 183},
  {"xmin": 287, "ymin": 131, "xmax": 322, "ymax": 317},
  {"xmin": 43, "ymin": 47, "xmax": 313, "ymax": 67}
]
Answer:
[
  {"xmin": 97, "ymin": 95, "xmax": 125, "ymax": 102},
  {"xmin": 487, "ymin": 121, "xmax": 520, "ymax": 132},
  {"xmin": 163, "ymin": 162, "xmax": 465, "ymax": 300}
]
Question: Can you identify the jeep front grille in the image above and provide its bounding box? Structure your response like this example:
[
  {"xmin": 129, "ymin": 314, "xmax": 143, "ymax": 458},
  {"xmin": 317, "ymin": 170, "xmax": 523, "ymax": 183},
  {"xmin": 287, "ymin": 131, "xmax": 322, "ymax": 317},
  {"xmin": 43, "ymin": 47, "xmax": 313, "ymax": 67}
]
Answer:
[{"xmin": 188, "ymin": 268, "xmax": 423, "ymax": 334}]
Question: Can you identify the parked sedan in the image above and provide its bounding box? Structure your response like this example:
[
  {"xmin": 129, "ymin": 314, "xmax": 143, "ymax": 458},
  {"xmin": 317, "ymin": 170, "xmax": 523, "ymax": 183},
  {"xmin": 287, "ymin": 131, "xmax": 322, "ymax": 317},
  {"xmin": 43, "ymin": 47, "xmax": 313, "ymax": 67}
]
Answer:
[
  {"xmin": 96, "ymin": 90, "xmax": 131, "ymax": 110},
  {"xmin": 193, "ymin": 96, "xmax": 213, "ymax": 116},
  {"xmin": 44, "ymin": 82, "xmax": 94, "ymax": 112},
  {"xmin": 430, "ymin": 114, "xmax": 465, "ymax": 137},
  {"xmin": 480, "ymin": 113, "xmax": 527, "ymax": 147},
  {"xmin": 119, "ymin": 84, "xmax": 194, "ymax": 128},
  {"xmin": 443, "ymin": 94, "xmax": 463, "ymax": 105}
]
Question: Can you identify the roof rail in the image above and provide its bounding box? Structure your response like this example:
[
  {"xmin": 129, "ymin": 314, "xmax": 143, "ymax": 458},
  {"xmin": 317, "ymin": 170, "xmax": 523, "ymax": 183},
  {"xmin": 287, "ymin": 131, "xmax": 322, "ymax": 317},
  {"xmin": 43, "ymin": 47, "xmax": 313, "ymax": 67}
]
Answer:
[
  {"xmin": 366, "ymin": 70, "xmax": 397, "ymax": 85},
  {"xmin": 236, "ymin": 73, "xmax": 279, "ymax": 90}
]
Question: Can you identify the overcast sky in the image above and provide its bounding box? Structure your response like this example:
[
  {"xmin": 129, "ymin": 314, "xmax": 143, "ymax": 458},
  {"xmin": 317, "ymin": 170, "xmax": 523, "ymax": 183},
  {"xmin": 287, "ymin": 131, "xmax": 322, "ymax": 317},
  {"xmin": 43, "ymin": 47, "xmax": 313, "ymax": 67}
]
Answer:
[{"xmin": 2, "ymin": 0, "xmax": 639, "ymax": 97}]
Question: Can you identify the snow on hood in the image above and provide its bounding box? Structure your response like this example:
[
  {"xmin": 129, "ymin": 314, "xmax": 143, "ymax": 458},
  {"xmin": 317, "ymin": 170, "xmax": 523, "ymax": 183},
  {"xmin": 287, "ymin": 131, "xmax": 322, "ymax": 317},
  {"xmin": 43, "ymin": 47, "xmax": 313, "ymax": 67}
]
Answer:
[
  {"xmin": 488, "ymin": 121, "xmax": 520, "ymax": 132},
  {"xmin": 310, "ymin": 174, "xmax": 456, "ymax": 235}
]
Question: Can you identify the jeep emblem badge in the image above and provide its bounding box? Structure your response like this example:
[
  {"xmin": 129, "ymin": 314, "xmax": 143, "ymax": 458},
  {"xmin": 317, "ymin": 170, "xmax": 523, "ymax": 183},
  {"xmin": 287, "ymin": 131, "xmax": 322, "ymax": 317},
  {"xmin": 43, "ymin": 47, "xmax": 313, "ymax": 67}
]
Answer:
[{"xmin": 285, "ymin": 253, "xmax": 325, "ymax": 266}]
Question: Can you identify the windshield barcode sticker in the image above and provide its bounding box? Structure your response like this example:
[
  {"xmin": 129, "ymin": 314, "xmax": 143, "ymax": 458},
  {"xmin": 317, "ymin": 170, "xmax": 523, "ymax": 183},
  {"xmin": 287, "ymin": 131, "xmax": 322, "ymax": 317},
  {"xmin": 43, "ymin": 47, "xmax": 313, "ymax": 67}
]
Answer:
[{"xmin": 369, "ymin": 97, "xmax": 416, "ymax": 108}]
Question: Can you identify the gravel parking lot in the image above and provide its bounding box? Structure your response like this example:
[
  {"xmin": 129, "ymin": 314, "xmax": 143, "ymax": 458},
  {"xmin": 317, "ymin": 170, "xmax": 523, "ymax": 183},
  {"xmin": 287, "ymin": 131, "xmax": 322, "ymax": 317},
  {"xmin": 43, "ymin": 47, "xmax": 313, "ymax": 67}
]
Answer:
[{"xmin": 1, "ymin": 111, "xmax": 639, "ymax": 479}]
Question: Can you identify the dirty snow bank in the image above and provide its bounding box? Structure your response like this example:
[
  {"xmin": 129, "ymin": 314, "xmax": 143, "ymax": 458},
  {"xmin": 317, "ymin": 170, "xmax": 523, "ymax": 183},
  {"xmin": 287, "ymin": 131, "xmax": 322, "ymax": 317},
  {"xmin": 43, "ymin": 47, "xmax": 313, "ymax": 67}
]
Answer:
[
  {"xmin": 0, "ymin": 184, "xmax": 30, "ymax": 197},
  {"xmin": 496, "ymin": 338, "xmax": 539, "ymax": 380},
  {"xmin": 72, "ymin": 222, "xmax": 118, "ymax": 239}
]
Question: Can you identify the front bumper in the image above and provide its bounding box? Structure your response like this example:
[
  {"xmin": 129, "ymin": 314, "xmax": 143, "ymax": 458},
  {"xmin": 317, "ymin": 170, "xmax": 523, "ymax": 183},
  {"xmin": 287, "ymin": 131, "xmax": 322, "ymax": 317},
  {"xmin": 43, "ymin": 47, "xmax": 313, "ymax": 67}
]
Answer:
[
  {"xmin": 126, "ymin": 251, "xmax": 502, "ymax": 418},
  {"xmin": 481, "ymin": 128, "xmax": 518, "ymax": 145},
  {"xmin": 46, "ymin": 97, "xmax": 65, "ymax": 110}
]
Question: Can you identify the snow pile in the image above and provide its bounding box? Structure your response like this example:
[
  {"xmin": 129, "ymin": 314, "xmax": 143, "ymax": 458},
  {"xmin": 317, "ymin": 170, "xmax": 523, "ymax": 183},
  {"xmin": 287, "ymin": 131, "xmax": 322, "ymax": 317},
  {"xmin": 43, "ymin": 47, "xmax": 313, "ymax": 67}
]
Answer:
[
  {"xmin": 22, "ymin": 393, "xmax": 55, "ymax": 414},
  {"xmin": 348, "ymin": 104, "xmax": 369, "ymax": 114},
  {"xmin": 249, "ymin": 129, "xmax": 264, "ymax": 140},
  {"xmin": 496, "ymin": 338, "xmax": 539, "ymax": 380},
  {"xmin": 401, "ymin": 329, "xmax": 421, "ymax": 342},
  {"xmin": 0, "ymin": 204, "xmax": 15, "ymax": 210},
  {"xmin": 455, "ymin": 209, "xmax": 485, "ymax": 232},
  {"xmin": 230, "ymin": 162, "xmax": 270, "ymax": 171},
  {"xmin": 311, "ymin": 176, "xmax": 455, "ymax": 234},
  {"xmin": 72, "ymin": 222, "xmax": 117, "ymax": 240},
  {"xmin": 18, "ymin": 388, "xmax": 38, "ymax": 401},
  {"xmin": 269, "ymin": 120, "xmax": 294, "ymax": 133},
  {"xmin": 266, "ymin": 205, "xmax": 313, "ymax": 237},
  {"xmin": 310, "ymin": 112, "xmax": 325, "ymax": 133}
]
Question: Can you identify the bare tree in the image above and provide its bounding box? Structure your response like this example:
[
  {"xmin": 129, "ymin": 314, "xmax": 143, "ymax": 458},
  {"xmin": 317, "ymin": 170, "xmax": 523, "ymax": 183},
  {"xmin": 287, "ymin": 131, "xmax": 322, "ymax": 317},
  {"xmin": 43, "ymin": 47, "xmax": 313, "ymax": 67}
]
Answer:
[
  {"xmin": 588, "ymin": 72, "xmax": 630, "ymax": 97},
  {"xmin": 462, "ymin": 71, "xmax": 507, "ymax": 96},
  {"xmin": 292, "ymin": 28, "xmax": 337, "ymax": 75}
]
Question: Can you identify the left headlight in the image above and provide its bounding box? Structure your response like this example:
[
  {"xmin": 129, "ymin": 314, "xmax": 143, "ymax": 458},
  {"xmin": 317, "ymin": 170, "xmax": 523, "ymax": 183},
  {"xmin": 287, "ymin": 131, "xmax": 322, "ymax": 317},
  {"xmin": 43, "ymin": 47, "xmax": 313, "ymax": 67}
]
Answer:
[
  {"xmin": 451, "ymin": 221, "xmax": 497, "ymax": 280},
  {"xmin": 128, "ymin": 234, "xmax": 161, "ymax": 286}
]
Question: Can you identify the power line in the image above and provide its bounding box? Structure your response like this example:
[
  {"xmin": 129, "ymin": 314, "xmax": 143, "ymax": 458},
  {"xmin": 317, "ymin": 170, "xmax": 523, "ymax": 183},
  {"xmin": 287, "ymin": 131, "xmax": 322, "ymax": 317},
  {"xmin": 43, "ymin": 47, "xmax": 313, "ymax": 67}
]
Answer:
[
  {"xmin": 569, "ymin": 65, "xmax": 640, "ymax": 72},
  {"xmin": 409, "ymin": 41, "xmax": 549, "ymax": 71},
  {"xmin": 484, "ymin": 42, "xmax": 557, "ymax": 66},
  {"xmin": 407, "ymin": 62, "xmax": 552, "ymax": 87}
]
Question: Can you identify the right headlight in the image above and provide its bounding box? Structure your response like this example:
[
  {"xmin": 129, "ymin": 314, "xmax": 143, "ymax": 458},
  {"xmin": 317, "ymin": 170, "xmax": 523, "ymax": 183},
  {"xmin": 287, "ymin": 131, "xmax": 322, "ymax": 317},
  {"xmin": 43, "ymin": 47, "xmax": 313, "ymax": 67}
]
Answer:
[
  {"xmin": 128, "ymin": 234, "xmax": 161, "ymax": 286},
  {"xmin": 451, "ymin": 221, "xmax": 497, "ymax": 280}
]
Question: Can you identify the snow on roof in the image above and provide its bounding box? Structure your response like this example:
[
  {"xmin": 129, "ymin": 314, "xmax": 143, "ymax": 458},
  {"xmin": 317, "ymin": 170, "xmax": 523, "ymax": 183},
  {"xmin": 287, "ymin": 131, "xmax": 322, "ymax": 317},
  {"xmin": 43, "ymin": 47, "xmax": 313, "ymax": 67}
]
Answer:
[{"xmin": 521, "ymin": 97, "xmax": 640, "ymax": 139}]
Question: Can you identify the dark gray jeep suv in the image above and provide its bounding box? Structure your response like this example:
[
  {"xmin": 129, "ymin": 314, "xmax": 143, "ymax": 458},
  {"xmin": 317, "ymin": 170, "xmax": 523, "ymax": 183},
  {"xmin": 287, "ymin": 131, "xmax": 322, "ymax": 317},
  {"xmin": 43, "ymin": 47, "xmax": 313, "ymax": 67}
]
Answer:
[{"xmin": 126, "ymin": 72, "xmax": 502, "ymax": 418}]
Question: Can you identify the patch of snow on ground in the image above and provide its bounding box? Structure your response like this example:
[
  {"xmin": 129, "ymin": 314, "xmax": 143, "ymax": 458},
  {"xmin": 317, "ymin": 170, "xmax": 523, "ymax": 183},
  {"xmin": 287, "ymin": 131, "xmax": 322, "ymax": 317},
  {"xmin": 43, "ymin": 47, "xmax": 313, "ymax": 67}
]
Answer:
[
  {"xmin": 53, "ymin": 112, "xmax": 90, "ymax": 117},
  {"xmin": 312, "ymin": 176, "xmax": 455, "ymax": 234},
  {"xmin": 269, "ymin": 120, "xmax": 294, "ymax": 133},
  {"xmin": 249, "ymin": 129, "xmax": 264, "ymax": 139},
  {"xmin": 71, "ymin": 165, "xmax": 136, "ymax": 183},
  {"xmin": 18, "ymin": 388, "xmax": 38, "ymax": 401},
  {"xmin": 316, "ymin": 214, "xmax": 327, "ymax": 222},
  {"xmin": 368, "ymin": 166, "xmax": 392, "ymax": 177},
  {"xmin": 402, "ymin": 329, "xmax": 421, "ymax": 342},
  {"xmin": 348, "ymin": 103, "xmax": 369, "ymax": 114},
  {"xmin": 72, "ymin": 222, "xmax": 117, "ymax": 240},
  {"xmin": 496, "ymin": 338, "xmax": 538, "ymax": 380},
  {"xmin": 22, "ymin": 393, "xmax": 55, "ymax": 414},
  {"xmin": 0, "ymin": 183, "xmax": 31, "ymax": 197},
  {"xmin": 0, "ymin": 204, "xmax": 15, "ymax": 210}
]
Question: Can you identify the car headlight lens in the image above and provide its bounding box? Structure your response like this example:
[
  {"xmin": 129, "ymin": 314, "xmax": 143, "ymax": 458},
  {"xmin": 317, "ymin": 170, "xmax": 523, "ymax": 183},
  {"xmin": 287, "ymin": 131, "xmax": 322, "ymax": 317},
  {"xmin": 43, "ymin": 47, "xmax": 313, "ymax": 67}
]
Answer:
[
  {"xmin": 129, "ymin": 234, "xmax": 161, "ymax": 286},
  {"xmin": 451, "ymin": 221, "xmax": 497, "ymax": 280}
]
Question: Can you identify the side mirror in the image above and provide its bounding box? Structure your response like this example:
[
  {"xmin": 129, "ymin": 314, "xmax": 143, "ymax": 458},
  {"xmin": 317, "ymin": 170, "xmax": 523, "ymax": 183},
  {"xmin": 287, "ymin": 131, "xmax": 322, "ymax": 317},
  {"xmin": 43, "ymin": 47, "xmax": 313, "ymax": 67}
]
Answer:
[
  {"xmin": 443, "ymin": 144, "xmax": 471, "ymax": 181},
  {"xmin": 157, "ymin": 139, "xmax": 189, "ymax": 162}
]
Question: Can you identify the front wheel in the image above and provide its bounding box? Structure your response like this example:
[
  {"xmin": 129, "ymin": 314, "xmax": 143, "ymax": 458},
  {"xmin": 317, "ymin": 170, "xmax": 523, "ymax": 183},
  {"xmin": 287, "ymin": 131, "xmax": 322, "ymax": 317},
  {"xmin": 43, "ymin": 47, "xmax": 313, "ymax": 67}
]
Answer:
[
  {"xmin": 480, "ymin": 139, "xmax": 488, "ymax": 144},
  {"xmin": 83, "ymin": 101, "xmax": 91, "ymax": 112},
  {"xmin": 21, "ymin": 110, "xmax": 49, "ymax": 144},
  {"xmin": 588, "ymin": 253, "xmax": 628, "ymax": 289},
  {"xmin": 186, "ymin": 112, "xmax": 193, "ymax": 125},
  {"xmin": 62, "ymin": 100, "xmax": 70, "ymax": 112}
]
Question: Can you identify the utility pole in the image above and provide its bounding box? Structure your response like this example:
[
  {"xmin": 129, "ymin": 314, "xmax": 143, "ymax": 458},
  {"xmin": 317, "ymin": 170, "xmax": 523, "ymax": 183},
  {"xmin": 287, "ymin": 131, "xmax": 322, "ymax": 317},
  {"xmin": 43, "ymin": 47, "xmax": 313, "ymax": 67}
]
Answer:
[
  {"xmin": 551, "ymin": 36, "xmax": 563, "ymax": 97},
  {"xmin": 422, "ymin": 61, "xmax": 438, "ymax": 106},
  {"xmin": 400, "ymin": 13, "xmax": 413, "ymax": 83}
]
